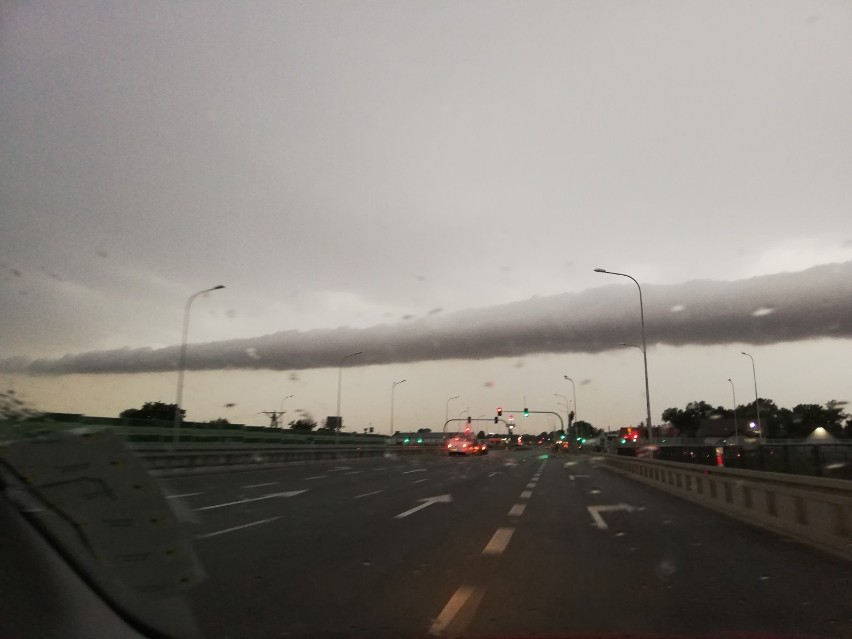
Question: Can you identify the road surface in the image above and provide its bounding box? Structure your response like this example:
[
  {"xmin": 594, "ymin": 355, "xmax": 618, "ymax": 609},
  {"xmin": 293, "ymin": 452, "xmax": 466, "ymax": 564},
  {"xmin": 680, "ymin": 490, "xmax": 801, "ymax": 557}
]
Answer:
[{"xmin": 158, "ymin": 449, "xmax": 851, "ymax": 638}]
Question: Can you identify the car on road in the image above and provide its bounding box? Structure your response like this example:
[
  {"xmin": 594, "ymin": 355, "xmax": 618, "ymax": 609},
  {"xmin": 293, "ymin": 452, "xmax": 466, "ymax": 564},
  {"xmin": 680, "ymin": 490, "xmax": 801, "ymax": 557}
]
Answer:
[{"xmin": 446, "ymin": 435, "xmax": 487, "ymax": 456}]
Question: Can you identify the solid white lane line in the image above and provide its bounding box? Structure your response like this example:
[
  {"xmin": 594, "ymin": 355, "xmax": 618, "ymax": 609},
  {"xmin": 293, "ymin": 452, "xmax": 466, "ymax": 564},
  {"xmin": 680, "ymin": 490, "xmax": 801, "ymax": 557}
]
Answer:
[
  {"xmin": 165, "ymin": 492, "xmax": 203, "ymax": 499},
  {"xmin": 429, "ymin": 585, "xmax": 478, "ymax": 636},
  {"xmin": 520, "ymin": 490, "xmax": 533, "ymax": 499},
  {"xmin": 196, "ymin": 517, "xmax": 280, "ymax": 539},
  {"xmin": 413, "ymin": 478, "xmax": 428, "ymax": 484},
  {"xmin": 304, "ymin": 475, "xmax": 328, "ymax": 480},
  {"xmin": 508, "ymin": 503, "xmax": 526, "ymax": 517},
  {"xmin": 482, "ymin": 527, "xmax": 515, "ymax": 555},
  {"xmin": 402, "ymin": 468, "xmax": 427, "ymax": 474},
  {"xmin": 344, "ymin": 471, "xmax": 361, "ymax": 475},
  {"xmin": 242, "ymin": 482, "xmax": 278, "ymax": 488},
  {"xmin": 194, "ymin": 490, "xmax": 307, "ymax": 511},
  {"xmin": 354, "ymin": 490, "xmax": 384, "ymax": 499}
]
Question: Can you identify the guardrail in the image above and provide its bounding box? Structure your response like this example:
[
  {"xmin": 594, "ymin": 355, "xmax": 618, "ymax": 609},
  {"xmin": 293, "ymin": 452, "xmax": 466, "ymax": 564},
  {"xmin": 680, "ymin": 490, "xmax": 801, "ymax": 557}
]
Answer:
[
  {"xmin": 600, "ymin": 441, "xmax": 852, "ymax": 480},
  {"xmin": 596, "ymin": 453, "xmax": 852, "ymax": 562},
  {"xmin": 136, "ymin": 444, "xmax": 444, "ymax": 475}
]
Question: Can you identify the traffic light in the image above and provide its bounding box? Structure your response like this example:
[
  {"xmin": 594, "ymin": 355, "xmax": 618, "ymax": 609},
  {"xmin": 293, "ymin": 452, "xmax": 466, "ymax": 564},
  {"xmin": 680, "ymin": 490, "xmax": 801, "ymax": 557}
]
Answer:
[
  {"xmin": 467, "ymin": 416, "xmax": 471, "ymax": 424},
  {"xmin": 497, "ymin": 407, "xmax": 502, "ymax": 417},
  {"xmin": 494, "ymin": 416, "xmax": 498, "ymax": 424},
  {"xmin": 523, "ymin": 408, "xmax": 529, "ymax": 417}
]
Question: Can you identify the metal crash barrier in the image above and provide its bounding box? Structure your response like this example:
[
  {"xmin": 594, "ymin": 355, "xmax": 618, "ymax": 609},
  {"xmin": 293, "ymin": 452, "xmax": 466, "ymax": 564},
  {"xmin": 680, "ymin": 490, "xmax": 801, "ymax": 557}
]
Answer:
[
  {"xmin": 136, "ymin": 444, "xmax": 445, "ymax": 475},
  {"xmin": 596, "ymin": 454, "xmax": 852, "ymax": 562}
]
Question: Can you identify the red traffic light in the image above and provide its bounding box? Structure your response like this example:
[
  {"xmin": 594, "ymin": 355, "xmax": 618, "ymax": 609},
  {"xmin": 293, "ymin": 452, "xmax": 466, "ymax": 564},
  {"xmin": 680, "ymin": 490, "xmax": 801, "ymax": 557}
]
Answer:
[{"xmin": 497, "ymin": 407, "xmax": 502, "ymax": 417}]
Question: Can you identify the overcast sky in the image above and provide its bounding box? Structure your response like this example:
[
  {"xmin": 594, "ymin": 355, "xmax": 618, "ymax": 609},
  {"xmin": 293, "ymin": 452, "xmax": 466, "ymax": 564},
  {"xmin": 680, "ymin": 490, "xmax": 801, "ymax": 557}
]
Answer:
[{"xmin": 2, "ymin": 1, "xmax": 851, "ymax": 433}]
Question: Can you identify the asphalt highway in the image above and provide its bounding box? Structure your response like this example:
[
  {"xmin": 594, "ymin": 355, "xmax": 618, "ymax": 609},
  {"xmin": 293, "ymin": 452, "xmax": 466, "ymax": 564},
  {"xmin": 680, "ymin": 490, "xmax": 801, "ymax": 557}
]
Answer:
[{"xmin": 158, "ymin": 449, "xmax": 852, "ymax": 638}]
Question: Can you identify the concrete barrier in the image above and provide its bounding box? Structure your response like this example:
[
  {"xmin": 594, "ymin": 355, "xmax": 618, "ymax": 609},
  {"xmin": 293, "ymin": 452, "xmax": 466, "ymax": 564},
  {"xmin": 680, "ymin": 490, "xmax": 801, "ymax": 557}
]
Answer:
[{"xmin": 596, "ymin": 454, "xmax": 852, "ymax": 562}]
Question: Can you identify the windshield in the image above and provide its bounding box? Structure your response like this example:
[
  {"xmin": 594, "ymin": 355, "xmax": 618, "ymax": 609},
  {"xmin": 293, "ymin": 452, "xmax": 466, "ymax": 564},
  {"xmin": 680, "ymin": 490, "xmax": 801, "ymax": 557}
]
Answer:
[{"xmin": 2, "ymin": 2, "xmax": 851, "ymax": 638}]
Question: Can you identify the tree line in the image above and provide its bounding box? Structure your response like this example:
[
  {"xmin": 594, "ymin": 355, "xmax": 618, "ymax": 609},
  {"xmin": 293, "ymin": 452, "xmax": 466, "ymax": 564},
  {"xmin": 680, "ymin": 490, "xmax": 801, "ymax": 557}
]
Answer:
[{"xmin": 660, "ymin": 399, "xmax": 850, "ymax": 439}]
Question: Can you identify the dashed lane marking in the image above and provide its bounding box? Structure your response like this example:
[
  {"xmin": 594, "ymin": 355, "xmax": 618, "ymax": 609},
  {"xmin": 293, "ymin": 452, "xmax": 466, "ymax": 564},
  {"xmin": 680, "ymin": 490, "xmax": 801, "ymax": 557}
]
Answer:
[
  {"xmin": 428, "ymin": 585, "xmax": 480, "ymax": 636},
  {"xmin": 508, "ymin": 503, "xmax": 526, "ymax": 517},
  {"xmin": 196, "ymin": 517, "xmax": 280, "ymax": 539},
  {"xmin": 520, "ymin": 490, "xmax": 533, "ymax": 499},
  {"xmin": 195, "ymin": 490, "xmax": 307, "ymax": 511},
  {"xmin": 354, "ymin": 490, "xmax": 384, "ymax": 499},
  {"xmin": 242, "ymin": 482, "xmax": 278, "ymax": 488},
  {"xmin": 165, "ymin": 492, "xmax": 203, "ymax": 499},
  {"xmin": 482, "ymin": 527, "xmax": 515, "ymax": 555}
]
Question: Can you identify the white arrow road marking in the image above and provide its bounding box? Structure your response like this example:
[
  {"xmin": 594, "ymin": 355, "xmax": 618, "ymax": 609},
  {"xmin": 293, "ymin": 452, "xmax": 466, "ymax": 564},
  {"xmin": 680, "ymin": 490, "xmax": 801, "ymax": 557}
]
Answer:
[
  {"xmin": 393, "ymin": 494, "xmax": 452, "ymax": 519},
  {"xmin": 195, "ymin": 491, "xmax": 308, "ymax": 511},
  {"xmin": 587, "ymin": 504, "xmax": 637, "ymax": 530}
]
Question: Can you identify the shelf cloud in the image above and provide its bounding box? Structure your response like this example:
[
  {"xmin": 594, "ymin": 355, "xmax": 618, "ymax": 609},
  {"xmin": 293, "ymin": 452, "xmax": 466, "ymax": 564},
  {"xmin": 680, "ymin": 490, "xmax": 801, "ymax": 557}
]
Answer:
[{"xmin": 4, "ymin": 262, "xmax": 850, "ymax": 376}]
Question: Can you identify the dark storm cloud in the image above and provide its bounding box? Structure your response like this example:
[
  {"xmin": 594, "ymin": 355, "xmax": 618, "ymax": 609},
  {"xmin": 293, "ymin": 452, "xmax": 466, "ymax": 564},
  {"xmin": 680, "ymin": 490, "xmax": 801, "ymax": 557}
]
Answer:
[{"xmin": 3, "ymin": 262, "xmax": 851, "ymax": 375}]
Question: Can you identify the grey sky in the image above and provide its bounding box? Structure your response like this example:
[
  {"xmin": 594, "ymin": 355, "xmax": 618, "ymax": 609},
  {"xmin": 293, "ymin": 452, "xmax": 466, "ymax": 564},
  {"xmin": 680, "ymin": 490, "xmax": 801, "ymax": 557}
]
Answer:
[{"xmin": 2, "ymin": 1, "xmax": 851, "ymax": 431}]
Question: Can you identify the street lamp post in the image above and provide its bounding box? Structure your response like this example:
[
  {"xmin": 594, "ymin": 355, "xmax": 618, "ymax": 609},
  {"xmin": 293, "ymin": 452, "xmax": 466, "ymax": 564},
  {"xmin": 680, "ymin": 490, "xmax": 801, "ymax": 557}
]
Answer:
[
  {"xmin": 445, "ymin": 395, "xmax": 460, "ymax": 425},
  {"xmin": 173, "ymin": 285, "xmax": 225, "ymax": 449},
  {"xmin": 278, "ymin": 394, "xmax": 294, "ymax": 428},
  {"xmin": 554, "ymin": 393, "xmax": 570, "ymax": 439},
  {"xmin": 563, "ymin": 376, "xmax": 577, "ymax": 419},
  {"xmin": 336, "ymin": 351, "xmax": 363, "ymax": 445},
  {"xmin": 619, "ymin": 342, "xmax": 649, "ymax": 435},
  {"xmin": 727, "ymin": 379, "xmax": 738, "ymax": 441},
  {"xmin": 741, "ymin": 352, "xmax": 762, "ymax": 442},
  {"xmin": 596, "ymin": 268, "xmax": 653, "ymax": 444},
  {"xmin": 390, "ymin": 379, "xmax": 406, "ymax": 435}
]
